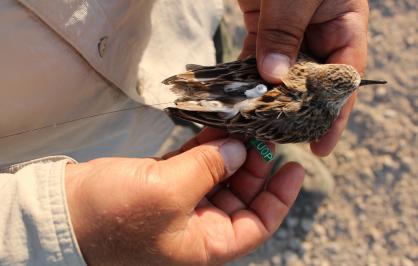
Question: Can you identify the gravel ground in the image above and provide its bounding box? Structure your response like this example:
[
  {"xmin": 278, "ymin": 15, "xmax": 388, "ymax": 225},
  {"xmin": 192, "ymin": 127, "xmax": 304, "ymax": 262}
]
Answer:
[{"xmin": 222, "ymin": 1, "xmax": 418, "ymax": 265}]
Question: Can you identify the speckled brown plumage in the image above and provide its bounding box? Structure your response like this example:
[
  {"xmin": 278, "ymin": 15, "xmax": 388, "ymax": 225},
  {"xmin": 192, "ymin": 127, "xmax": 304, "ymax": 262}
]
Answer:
[{"xmin": 163, "ymin": 54, "xmax": 386, "ymax": 143}]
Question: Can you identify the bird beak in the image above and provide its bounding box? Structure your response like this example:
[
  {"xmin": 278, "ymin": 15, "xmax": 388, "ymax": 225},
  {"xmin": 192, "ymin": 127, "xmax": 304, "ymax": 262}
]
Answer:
[{"xmin": 359, "ymin": 79, "xmax": 387, "ymax": 86}]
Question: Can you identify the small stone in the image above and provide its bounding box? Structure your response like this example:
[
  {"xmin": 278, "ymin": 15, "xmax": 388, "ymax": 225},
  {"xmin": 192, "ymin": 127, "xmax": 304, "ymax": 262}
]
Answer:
[
  {"xmin": 313, "ymin": 224, "xmax": 326, "ymax": 236},
  {"xmin": 384, "ymin": 109, "xmax": 397, "ymax": 118},
  {"xmin": 320, "ymin": 261, "xmax": 331, "ymax": 266},
  {"xmin": 368, "ymin": 228, "xmax": 382, "ymax": 242},
  {"xmin": 405, "ymin": 36, "xmax": 416, "ymax": 47},
  {"xmin": 390, "ymin": 257, "xmax": 402, "ymax": 266},
  {"xmin": 303, "ymin": 205, "xmax": 313, "ymax": 213},
  {"xmin": 311, "ymin": 258, "xmax": 328, "ymax": 266},
  {"xmin": 375, "ymin": 86, "xmax": 388, "ymax": 98},
  {"xmin": 301, "ymin": 218, "xmax": 314, "ymax": 232},
  {"xmin": 355, "ymin": 246, "xmax": 367, "ymax": 256},
  {"xmin": 262, "ymin": 261, "xmax": 271, "ymax": 266},
  {"xmin": 288, "ymin": 238, "xmax": 302, "ymax": 251},
  {"xmin": 251, "ymin": 260, "xmax": 271, "ymax": 266},
  {"xmin": 286, "ymin": 217, "xmax": 299, "ymax": 228},
  {"xmin": 372, "ymin": 243, "xmax": 384, "ymax": 253},
  {"xmin": 401, "ymin": 156, "xmax": 414, "ymax": 170},
  {"xmin": 325, "ymin": 242, "xmax": 340, "ymax": 255},
  {"xmin": 270, "ymin": 255, "xmax": 281, "ymax": 265},
  {"xmin": 287, "ymin": 258, "xmax": 304, "ymax": 266},
  {"xmin": 401, "ymin": 258, "xmax": 415, "ymax": 266},
  {"xmin": 382, "ymin": 155, "xmax": 400, "ymax": 170},
  {"xmin": 388, "ymin": 232, "xmax": 409, "ymax": 249},
  {"xmin": 302, "ymin": 255, "xmax": 312, "ymax": 265},
  {"xmin": 301, "ymin": 242, "xmax": 312, "ymax": 252},
  {"xmin": 275, "ymin": 229, "xmax": 288, "ymax": 239},
  {"xmin": 354, "ymin": 197, "xmax": 366, "ymax": 211},
  {"xmin": 283, "ymin": 251, "xmax": 303, "ymax": 266}
]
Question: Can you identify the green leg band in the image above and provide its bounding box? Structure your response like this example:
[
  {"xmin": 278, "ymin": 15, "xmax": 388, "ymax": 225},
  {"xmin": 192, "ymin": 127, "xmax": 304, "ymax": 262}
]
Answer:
[{"xmin": 248, "ymin": 138, "xmax": 274, "ymax": 163}]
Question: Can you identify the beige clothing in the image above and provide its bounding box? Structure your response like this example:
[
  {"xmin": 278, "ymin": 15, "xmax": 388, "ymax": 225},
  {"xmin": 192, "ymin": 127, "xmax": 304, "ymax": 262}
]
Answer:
[
  {"xmin": 0, "ymin": 0, "xmax": 222, "ymax": 167},
  {"xmin": 0, "ymin": 0, "xmax": 223, "ymax": 264},
  {"xmin": 0, "ymin": 157, "xmax": 84, "ymax": 266}
]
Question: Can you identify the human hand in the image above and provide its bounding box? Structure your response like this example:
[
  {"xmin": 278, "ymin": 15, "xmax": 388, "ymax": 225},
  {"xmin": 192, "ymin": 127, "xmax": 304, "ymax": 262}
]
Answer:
[
  {"xmin": 65, "ymin": 128, "xmax": 304, "ymax": 265},
  {"xmin": 238, "ymin": 0, "xmax": 369, "ymax": 156}
]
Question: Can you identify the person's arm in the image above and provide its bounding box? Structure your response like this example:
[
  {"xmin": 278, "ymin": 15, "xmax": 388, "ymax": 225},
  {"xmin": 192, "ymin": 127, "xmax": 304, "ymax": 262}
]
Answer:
[
  {"xmin": 0, "ymin": 129, "xmax": 303, "ymax": 266},
  {"xmin": 238, "ymin": 0, "xmax": 369, "ymax": 156},
  {"xmin": 0, "ymin": 156, "xmax": 86, "ymax": 265}
]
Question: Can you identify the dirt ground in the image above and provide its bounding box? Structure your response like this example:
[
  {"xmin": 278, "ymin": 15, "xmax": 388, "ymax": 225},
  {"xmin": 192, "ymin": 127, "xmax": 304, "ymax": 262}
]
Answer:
[{"xmin": 222, "ymin": 1, "xmax": 418, "ymax": 265}]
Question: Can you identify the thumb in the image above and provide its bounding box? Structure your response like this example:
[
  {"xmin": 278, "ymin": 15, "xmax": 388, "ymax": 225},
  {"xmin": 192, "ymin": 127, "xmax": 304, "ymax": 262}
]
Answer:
[
  {"xmin": 157, "ymin": 139, "xmax": 247, "ymax": 207},
  {"xmin": 257, "ymin": 0, "xmax": 323, "ymax": 83}
]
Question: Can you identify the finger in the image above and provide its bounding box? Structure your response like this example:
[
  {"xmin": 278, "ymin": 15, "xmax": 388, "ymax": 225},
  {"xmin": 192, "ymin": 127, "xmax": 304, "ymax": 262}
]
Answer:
[
  {"xmin": 249, "ymin": 162, "xmax": 304, "ymax": 232},
  {"xmin": 162, "ymin": 127, "xmax": 228, "ymax": 159},
  {"xmin": 180, "ymin": 127, "xmax": 229, "ymax": 152},
  {"xmin": 210, "ymin": 143, "xmax": 275, "ymax": 214},
  {"xmin": 158, "ymin": 139, "xmax": 247, "ymax": 208},
  {"xmin": 310, "ymin": 91, "xmax": 356, "ymax": 156},
  {"xmin": 227, "ymin": 142, "xmax": 276, "ymax": 204},
  {"xmin": 239, "ymin": 12, "xmax": 259, "ymax": 59},
  {"xmin": 197, "ymin": 197, "xmax": 212, "ymax": 208},
  {"xmin": 239, "ymin": 33, "xmax": 257, "ymax": 59},
  {"xmin": 238, "ymin": 0, "xmax": 260, "ymax": 59},
  {"xmin": 229, "ymin": 162, "xmax": 304, "ymax": 253},
  {"xmin": 307, "ymin": 13, "xmax": 368, "ymax": 156},
  {"xmin": 243, "ymin": 11, "xmax": 259, "ymax": 34},
  {"xmin": 307, "ymin": 12, "xmax": 368, "ymax": 74},
  {"xmin": 210, "ymin": 188, "xmax": 247, "ymax": 215},
  {"xmin": 257, "ymin": 0, "xmax": 323, "ymax": 83},
  {"xmin": 238, "ymin": 0, "xmax": 260, "ymax": 13}
]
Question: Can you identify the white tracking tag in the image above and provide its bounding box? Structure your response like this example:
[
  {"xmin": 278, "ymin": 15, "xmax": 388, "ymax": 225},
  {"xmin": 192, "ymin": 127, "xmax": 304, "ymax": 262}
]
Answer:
[{"xmin": 245, "ymin": 84, "xmax": 268, "ymax": 98}]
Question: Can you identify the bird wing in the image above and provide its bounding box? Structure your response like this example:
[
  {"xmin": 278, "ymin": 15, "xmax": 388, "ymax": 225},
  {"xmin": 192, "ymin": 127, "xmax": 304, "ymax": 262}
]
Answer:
[
  {"xmin": 215, "ymin": 84, "xmax": 308, "ymax": 142},
  {"xmin": 163, "ymin": 57, "xmax": 267, "ymax": 100}
]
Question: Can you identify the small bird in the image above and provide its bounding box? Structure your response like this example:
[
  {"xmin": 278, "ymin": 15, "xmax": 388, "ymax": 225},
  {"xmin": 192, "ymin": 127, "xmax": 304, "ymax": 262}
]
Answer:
[{"xmin": 163, "ymin": 54, "xmax": 386, "ymax": 143}]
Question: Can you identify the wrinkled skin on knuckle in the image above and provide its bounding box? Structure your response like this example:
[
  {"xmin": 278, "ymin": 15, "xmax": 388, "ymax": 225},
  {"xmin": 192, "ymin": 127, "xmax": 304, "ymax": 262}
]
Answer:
[
  {"xmin": 258, "ymin": 23, "xmax": 303, "ymax": 55},
  {"xmin": 194, "ymin": 148, "xmax": 226, "ymax": 186},
  {"xmin": 314, "ymin": 0, "xmax": 369, "ymax": 22},
  {"xmin": 128, "ymin": 159, "xmax": 164, "ymax": 200}
]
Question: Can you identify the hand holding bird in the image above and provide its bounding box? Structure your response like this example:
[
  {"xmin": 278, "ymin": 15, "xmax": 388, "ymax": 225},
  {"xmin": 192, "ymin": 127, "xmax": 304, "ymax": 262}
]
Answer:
[{"xmin": 238, "ymin": 0, "xmax": 371, "ymax": 155}]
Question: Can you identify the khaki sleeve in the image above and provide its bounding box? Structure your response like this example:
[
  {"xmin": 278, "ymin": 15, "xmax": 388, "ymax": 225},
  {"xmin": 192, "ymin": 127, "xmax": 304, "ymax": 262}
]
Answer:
[{"xmin": 0, "ymin": 156, "xmax": 86, "ymax": 266}]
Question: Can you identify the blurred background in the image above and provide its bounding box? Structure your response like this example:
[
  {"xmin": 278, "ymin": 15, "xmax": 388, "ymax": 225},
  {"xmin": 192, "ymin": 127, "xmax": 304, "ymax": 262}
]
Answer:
[{"xmin": 220, "ymin": 1, "xmax": 418, "ymax": 265}]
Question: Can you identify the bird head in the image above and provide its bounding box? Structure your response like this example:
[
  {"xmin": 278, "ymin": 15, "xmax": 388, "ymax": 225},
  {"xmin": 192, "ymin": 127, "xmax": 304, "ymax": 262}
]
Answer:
[{"xmin": 306, "ymin": 64, "xmax": 386, "ymax": 107}]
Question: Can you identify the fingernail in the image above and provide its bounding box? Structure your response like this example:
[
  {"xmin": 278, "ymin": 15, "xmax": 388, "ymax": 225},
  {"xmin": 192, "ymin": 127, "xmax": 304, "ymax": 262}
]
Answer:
[
  {"xmin": 262, "ymin": 53, "xmax": 290, "ymax": 79},
  {"xmin": 219, "ymin": 140, "xmax": 247, "ymax": 176}
]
